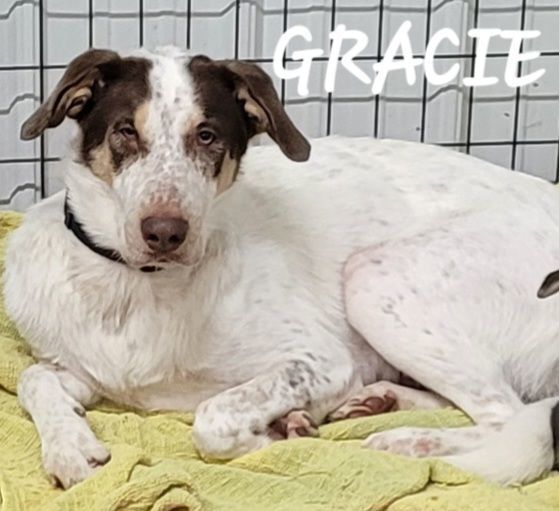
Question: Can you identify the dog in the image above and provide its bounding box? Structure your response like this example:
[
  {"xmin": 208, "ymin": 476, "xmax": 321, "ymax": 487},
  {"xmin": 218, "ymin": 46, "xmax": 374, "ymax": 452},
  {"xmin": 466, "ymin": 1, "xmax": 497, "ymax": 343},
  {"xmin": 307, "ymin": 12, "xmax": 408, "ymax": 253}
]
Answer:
[{"xmin": 4, "ymin": 46, "xmax": 559, "ymax": 489}]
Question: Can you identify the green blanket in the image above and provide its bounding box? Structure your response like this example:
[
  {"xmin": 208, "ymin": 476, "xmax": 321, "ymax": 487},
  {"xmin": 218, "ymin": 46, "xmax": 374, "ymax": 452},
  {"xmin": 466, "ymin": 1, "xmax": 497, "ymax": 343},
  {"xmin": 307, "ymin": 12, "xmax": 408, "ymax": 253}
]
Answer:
[{"xmin": 0, "ymin": 212, "xmax": 557, "ymax": 510}]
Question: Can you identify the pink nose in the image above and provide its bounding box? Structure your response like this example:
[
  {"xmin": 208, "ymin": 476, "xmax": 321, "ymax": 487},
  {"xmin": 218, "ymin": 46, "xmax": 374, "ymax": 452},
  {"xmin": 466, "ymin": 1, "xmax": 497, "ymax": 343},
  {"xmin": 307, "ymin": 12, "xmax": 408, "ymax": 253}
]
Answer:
[{"xmin": 141, "ymin": 216, "xmax": 188, "ymax": 253}]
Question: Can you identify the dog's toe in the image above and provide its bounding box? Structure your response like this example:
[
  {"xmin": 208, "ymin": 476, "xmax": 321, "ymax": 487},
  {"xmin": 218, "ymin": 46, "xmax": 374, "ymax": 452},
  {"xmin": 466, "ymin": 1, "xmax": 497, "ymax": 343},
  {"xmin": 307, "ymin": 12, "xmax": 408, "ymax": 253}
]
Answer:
[
  {"xmin": 42, "ymin": 421, "xmax": 110, "ymax": 488},
  {"xmin": 285, "ymin": 410, "xmax": 320, "ymax": 439},
  {"xmin": 268, "ymin": 410, "xmax": 319, "ymax": 440},
  {"xmin": 44, "ymin": 442, "xmax": 108, "ymax": 489}
]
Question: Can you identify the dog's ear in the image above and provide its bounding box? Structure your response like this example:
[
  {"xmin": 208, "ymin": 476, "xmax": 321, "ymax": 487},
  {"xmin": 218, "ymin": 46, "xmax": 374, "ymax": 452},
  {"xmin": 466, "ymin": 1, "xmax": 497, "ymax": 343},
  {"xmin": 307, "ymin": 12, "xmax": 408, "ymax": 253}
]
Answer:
[
  {"xmin": 21, "ymin": 49, "xmax": 120, "ymax": 140},
  {"xmin": 218, "ymin": 60, "xmax": 310, "ymax": 162},
  {"xmin": 538, "ymin": 270, "xmax": 559, "ymax": 299}
]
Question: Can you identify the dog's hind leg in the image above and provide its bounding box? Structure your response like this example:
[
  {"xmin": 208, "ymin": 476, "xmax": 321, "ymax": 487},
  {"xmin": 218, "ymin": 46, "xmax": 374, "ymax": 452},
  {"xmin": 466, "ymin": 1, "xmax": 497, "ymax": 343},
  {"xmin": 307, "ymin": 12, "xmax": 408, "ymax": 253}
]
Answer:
[
  {"xmin": 343, "ymin": 241, "xmax": 524, "ymax": 426},
  {"xmin": 340, "ymin": 239, "xmax": 553, "ymax": 483},
  {"xmin": 18, "ymin": 363, "xmax": 110, "ymax": 489}
]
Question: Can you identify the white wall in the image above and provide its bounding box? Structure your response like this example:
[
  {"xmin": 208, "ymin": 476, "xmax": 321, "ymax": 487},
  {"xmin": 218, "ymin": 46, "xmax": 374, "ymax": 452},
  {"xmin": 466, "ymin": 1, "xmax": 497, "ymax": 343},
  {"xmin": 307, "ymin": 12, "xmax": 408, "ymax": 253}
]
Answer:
[{"xmin": 1, "ymin": 0, "xmax": 558, "ymax": 210}]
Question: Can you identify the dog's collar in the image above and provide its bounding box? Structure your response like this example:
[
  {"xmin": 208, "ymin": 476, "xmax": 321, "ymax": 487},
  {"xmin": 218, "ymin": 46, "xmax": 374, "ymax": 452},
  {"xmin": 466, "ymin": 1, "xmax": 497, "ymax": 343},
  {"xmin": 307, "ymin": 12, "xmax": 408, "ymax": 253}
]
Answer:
[{"xmin": 63, "ymin": 195, "xmax": 161, "ymax": 273}]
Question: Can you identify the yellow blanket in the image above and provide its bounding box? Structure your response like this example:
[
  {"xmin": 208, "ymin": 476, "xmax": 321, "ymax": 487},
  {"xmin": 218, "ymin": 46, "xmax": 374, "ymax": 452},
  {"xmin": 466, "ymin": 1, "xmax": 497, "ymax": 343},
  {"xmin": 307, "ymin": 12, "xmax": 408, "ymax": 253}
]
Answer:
[{"xmin": 0, "ymin": 212, "xmax": 557, "ymax": 511}]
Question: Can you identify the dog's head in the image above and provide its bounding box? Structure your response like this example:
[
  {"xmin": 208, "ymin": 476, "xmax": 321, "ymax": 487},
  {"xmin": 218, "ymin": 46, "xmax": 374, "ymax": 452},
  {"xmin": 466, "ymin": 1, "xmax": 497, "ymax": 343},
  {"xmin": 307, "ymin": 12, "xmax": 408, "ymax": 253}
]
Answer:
[{"xmin": 22, "ymin": 47, "xmax": 310, "ymax": 269}]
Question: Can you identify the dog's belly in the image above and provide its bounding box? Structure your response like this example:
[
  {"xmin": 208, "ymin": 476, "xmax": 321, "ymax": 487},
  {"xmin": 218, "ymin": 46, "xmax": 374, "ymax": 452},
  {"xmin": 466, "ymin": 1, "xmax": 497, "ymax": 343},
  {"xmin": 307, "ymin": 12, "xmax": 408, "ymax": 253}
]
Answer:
[{"xmin": 102, "ymin": 377, "xmax": 231, "ymax": 411}]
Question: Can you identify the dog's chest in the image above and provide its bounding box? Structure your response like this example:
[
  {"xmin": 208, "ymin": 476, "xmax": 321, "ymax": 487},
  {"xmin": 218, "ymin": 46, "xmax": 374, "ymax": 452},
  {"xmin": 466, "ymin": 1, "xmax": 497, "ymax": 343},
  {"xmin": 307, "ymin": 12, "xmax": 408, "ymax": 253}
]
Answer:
[
  {"xmin": 47, "ymin": 251, "xmax": 352, "ymax": 411},
  {"xmin": 45, "ymin": 302, "xmax": 229, "ymax": 409},
  {"xmin": 56, "ymin": 279, "xmax": 231, "ymax": 406}
]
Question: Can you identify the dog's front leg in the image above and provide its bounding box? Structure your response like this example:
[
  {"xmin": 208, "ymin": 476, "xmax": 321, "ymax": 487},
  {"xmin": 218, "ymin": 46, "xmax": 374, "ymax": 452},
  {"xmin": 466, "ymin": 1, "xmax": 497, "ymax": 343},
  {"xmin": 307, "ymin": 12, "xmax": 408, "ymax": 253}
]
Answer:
[
  {"xmin": 193, "ymin": 355, "xmax": 357, "ymax": 459},
  {"xmin": 18, "ymin": 363, "xmax": 110, "ymax": 488}
]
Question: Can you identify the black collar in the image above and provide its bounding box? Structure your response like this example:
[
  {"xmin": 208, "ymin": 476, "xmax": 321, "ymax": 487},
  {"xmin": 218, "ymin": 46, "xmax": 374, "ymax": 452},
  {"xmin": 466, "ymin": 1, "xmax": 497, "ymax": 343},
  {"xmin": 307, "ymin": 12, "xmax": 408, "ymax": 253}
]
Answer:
[
  {"xmin": 64, "ymin": 197, "xmax": 124, "ymax": 264},
  {"xmin": 63, "ymin": 195, "xmax": 161, "ymax": 273}
]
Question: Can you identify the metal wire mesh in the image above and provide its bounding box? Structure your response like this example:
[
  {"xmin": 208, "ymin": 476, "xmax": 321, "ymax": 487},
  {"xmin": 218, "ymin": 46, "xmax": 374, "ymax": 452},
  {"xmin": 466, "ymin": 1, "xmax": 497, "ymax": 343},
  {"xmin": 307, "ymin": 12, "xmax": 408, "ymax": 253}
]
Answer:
[{"xmin": 1, "ymin": 0, "xmax": 558, "ymax": 210}]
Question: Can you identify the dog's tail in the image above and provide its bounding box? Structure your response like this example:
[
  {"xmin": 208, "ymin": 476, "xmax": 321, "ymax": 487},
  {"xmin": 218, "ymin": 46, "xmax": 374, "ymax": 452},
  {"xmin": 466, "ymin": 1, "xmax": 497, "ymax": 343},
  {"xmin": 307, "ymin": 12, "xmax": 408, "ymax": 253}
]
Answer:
[{"xmin": 444, "ymin": 397, "xmax": 559, "ymax": 485}]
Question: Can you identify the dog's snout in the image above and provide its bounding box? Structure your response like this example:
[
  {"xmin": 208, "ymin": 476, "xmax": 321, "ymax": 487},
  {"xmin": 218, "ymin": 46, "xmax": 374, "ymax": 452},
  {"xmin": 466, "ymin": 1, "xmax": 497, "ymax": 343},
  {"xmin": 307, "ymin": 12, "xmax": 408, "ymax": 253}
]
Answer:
[{"xmin": 141, "ymin": 216, "xmax": 188, "ymax": 253}]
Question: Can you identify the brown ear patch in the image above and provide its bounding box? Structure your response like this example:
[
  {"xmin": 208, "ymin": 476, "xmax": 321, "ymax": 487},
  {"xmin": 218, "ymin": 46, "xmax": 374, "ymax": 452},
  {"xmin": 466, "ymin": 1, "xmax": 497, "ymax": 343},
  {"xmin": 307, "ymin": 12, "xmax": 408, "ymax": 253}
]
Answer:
[
  {"xmin": 219, "ymin": 60, "xmax": 311, "ymax": 162},
  {"xmin": 188, "ymin": 56, "xmax": 311, "ymax": 163},
  {"xmin": 77, "ymin": 58, "xmax": 152, "ymax": 182},
  {"xmin": 237, "ymin": 86, "xmax": 268, "ymax": 133},
  {"xmin": 21, "ymin": 49, "xmax": 120, "ymax": 140}
]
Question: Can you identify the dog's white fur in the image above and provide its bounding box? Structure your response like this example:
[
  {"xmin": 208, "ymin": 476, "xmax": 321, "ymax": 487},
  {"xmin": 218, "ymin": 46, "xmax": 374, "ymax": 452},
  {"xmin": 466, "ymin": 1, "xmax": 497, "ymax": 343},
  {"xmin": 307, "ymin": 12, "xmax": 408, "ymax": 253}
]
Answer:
[{"xmin": 4, "ymin": 48, "xmax": 559, "ymax": 488}]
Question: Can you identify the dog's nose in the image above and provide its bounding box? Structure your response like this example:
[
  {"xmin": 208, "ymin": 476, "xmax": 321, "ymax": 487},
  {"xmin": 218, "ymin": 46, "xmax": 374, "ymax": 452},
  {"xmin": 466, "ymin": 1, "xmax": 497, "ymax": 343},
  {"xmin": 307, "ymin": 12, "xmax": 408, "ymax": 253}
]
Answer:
[{"xmin": 141, "ymin": 216, "xmax": 188, "ymax": 253}]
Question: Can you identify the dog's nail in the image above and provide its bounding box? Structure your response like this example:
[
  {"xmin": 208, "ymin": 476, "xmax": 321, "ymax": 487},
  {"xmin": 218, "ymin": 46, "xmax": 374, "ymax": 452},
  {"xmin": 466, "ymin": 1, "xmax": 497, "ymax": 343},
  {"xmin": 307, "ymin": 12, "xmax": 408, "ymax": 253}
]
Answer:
[
  {"xmin": 73, "ymin": 406, "xmax": 86, "ymax": 417},
  {"xmin": 308, "ymin": 427, "xmax": 320, "ymax": 437},
  {"xmin": 49, "ymin": 474, "xmax": 63, "ymax": 489},
  {"xmin": 382, "ymin": 395, "xmax": 397, "ymax": 411},
  {"xmin": 294, "ymin": 426, "xmax": 317, "ymax": 437},
  {"xmin": 308, "ymin": 418, "xmax": 319, "ymax": 429},
  {"xmin": 88, "ymin": 452, "xmax": 111, "ymax": 467}
]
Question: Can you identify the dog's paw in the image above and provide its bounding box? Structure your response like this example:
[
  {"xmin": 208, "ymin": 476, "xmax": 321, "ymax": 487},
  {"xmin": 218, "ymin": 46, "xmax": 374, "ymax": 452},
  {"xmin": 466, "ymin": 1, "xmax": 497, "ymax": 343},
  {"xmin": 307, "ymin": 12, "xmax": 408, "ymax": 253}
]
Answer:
[
  {"xmin": 42, "ymin": 415, "xmax": 110, "ymax": 489},
  {"xmin": 193, "ymin": 399, "xmax": 272, "ymax": 459},
  {"xmin": 362, "ymin": 427, "xmax": 441, "ymax": 458},
  {"xmin": 327, "ymin": 382, "xmax": 397, "ymax": 422},
  {"xmin": 268, "ymin": 410, "xmax": 319, "ymax": 440}
]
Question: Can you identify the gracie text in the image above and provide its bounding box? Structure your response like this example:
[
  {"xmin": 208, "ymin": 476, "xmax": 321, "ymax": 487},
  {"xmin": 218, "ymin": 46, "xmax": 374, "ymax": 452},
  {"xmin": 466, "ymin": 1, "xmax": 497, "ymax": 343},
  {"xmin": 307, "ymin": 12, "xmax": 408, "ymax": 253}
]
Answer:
[{"xmin": 273, "ymin": 22, "xmax": 546, "ymax": 96}]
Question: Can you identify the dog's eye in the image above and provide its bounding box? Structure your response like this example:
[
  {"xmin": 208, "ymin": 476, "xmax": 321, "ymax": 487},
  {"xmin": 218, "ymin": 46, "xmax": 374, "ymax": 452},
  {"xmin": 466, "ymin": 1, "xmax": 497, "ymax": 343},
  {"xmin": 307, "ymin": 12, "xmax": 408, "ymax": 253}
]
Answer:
[
  {"xmin": 118, "ymin": 125, "xmax": 137, "ymax": 139},
  {"xmin": 198, "ymin": 129, "xmax": 216, "ymax": 145}
]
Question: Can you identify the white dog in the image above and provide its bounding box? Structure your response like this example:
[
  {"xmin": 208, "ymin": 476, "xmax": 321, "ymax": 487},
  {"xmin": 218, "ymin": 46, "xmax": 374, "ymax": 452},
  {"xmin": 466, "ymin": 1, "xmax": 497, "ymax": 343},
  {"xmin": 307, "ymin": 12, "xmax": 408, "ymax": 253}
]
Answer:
[{"xmin": 4, "ymin": 47, "xmax": 559, "ymax": 489}]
